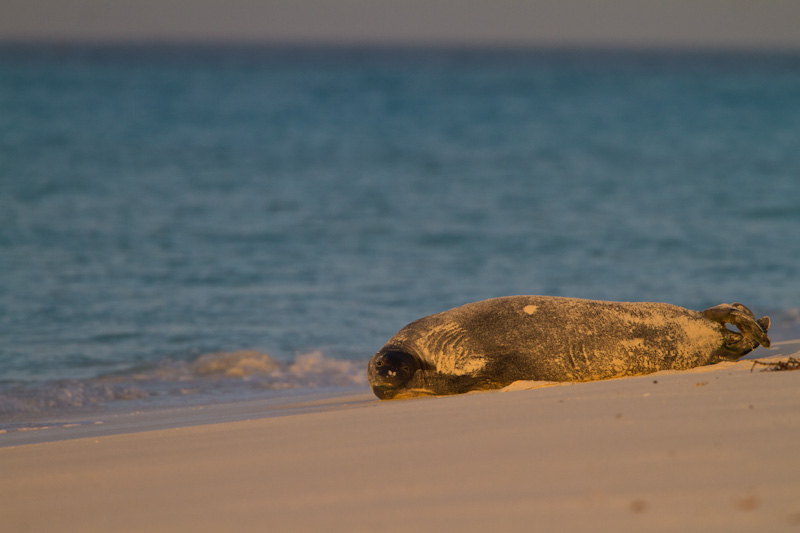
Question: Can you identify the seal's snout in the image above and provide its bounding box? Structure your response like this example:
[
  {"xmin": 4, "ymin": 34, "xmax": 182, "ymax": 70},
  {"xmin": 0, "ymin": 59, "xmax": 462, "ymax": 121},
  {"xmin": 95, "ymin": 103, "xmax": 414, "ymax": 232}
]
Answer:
[{"xmin": 367, "ymin": 350, "xmax": 420, "ymax": 398}]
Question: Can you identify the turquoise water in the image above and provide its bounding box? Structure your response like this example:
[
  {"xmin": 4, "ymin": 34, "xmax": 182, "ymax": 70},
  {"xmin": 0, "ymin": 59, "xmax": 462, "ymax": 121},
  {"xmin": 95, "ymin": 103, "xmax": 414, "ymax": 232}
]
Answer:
[{"xmin": 2, "ymin": 45, "xmax": 799, "ymax": 416}]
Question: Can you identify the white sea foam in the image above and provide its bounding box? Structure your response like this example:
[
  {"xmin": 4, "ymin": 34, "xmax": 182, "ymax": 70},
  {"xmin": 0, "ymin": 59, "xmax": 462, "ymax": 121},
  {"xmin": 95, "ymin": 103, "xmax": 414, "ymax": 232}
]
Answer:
[
  {"xmin": 191, "ymin": 350, "xmax": 281, "ymax": 377},
  {"xmin": 0, "ymin": 350, "xmax": 368, "ymax": 416}
]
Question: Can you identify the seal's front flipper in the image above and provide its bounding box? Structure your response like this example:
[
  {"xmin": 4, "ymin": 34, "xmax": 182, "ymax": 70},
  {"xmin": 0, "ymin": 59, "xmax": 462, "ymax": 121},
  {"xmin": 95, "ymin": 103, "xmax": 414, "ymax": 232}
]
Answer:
[{"xmin": 703, "ymin": 303, "xmax": 771, "ymax": 348}]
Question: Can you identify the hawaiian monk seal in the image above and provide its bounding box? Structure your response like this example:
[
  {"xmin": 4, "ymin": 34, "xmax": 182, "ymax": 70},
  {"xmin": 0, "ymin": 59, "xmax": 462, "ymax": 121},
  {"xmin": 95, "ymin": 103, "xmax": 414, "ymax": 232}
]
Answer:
[{"xmin": 367, "ymin": 296, "xmax": 770, "ymax": 399}]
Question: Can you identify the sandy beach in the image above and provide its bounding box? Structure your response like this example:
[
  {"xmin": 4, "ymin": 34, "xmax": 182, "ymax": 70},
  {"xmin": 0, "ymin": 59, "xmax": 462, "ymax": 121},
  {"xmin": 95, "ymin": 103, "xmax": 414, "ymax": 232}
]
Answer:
[{"xmin": 2, "ymin": 341, "xmax": 799, "ymax": 532}]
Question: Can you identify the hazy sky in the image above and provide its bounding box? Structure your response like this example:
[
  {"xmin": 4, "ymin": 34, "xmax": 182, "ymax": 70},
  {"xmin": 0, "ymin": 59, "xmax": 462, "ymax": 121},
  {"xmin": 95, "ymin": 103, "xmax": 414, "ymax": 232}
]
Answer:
[{"xmin": 3, "ymin": 0, "xmax": 800, "ymax": 49}]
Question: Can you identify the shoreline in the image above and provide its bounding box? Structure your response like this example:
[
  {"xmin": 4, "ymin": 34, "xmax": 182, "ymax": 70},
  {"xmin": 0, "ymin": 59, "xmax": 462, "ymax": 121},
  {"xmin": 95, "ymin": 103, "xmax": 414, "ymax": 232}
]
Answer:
[
  {"xmin": 2, "ymin": 340, "xmax": 798, "ymax": 448},
  {"xmin": 1, "ymin": 342, "xmax": 798, "ymax": 531},
  {"xmin": 0, "ymin": 386, "xmax": 374, "ymax": 448}
]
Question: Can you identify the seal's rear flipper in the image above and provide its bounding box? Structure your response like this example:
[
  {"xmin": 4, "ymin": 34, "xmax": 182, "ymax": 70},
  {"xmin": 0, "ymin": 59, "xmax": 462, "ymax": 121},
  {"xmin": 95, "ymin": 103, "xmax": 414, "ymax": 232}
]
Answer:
[
  {"xmin": 758, "ymin": 316, "xmax": 770, "ymax": 336},
  {"xmin": 703, "ymin": 303, "xmax": 771, "ymax": 348}
]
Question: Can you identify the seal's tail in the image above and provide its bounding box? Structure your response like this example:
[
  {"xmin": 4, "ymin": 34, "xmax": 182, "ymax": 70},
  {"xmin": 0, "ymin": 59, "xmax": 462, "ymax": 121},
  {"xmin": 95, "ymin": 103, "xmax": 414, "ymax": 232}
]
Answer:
[{"xmin": 703, "ymin": 303, "xmax": 771, "ymax": 349}]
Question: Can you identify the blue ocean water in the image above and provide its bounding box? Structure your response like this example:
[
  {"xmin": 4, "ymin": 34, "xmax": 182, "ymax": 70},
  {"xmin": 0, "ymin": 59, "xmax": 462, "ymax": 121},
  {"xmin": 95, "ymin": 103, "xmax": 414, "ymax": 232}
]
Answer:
[{"xmin": 2, "ymin": 44, "xmax": 799, "ymax": 418}]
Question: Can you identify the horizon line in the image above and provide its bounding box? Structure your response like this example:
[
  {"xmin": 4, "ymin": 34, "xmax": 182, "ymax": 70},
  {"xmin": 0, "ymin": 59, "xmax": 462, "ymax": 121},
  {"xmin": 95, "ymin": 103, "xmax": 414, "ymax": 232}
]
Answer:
[{"xmin": 3, "ymin": 37, "xmax": 800, "ymax": 55}]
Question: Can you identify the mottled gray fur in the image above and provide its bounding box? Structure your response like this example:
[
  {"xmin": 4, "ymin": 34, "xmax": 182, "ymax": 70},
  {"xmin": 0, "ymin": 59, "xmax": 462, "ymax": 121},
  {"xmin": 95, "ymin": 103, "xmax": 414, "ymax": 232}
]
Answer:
[{"xmin": 367, "ymin": 296, "xmax": 770, "ymax": 399}]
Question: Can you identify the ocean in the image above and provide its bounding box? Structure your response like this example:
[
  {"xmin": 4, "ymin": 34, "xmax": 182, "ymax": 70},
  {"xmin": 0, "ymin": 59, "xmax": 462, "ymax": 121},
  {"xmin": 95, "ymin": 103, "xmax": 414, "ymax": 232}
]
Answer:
[{"xmin": 2, "ymin": 44, "xmax": 799, "ymax": 422}]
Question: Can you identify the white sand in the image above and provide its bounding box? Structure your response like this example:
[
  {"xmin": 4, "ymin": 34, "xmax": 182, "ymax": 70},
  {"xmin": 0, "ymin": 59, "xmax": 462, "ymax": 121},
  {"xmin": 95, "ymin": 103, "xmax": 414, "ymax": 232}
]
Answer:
[{"xmin": 2, "ymin": 341, "xmax": 799, "ymax": 532}]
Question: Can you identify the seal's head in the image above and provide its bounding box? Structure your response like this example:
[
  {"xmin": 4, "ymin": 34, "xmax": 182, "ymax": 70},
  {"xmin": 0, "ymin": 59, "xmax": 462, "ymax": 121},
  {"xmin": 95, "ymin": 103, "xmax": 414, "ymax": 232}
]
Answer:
[{"xmin": 367, "ymin": 349, "xmax": 420, "ymax": 399}]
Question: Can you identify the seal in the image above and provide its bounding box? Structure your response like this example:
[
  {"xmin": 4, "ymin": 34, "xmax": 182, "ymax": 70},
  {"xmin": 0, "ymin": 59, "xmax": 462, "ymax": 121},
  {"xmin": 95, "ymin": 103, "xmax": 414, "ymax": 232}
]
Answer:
[{"xmin": 367, "ymin": 296, "xmax": 770, "ymax": 399}]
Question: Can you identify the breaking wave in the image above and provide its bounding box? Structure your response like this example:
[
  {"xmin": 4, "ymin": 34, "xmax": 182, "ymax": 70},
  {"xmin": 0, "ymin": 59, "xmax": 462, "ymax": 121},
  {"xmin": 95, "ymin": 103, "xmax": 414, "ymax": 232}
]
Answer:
[{"xmin": 0, "ymin": 350, "xmax": 368, "ymax": 415}]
